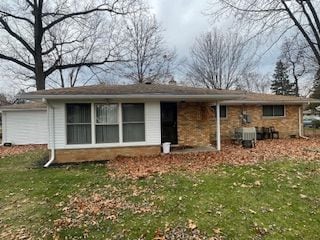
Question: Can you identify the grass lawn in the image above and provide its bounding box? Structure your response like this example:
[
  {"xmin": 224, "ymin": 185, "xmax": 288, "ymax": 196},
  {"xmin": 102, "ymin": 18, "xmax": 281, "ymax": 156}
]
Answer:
[{"xmin": 1, "ymin": 150, "xmax": 320, "ymax": 239}]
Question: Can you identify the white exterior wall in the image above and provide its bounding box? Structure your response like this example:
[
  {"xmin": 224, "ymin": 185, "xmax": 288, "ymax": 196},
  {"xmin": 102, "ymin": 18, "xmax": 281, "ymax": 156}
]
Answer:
[
  {"xmin": 2, "ymin": 110, "xmax": 47, "ymax": 145},
  {"xmin": 145, "ymin": 102, "xmax": 161, "ymax": 145},
  {"xmin": 49, "ymin": 101, "xmax": 161, "ymax": 150}
]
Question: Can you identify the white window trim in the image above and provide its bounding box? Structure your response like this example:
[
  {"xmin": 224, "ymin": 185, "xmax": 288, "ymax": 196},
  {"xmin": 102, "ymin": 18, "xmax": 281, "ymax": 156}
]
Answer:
[
  {"xmin": 262, "ymin": 105, "xmax": 286, "ymax": 118},
  {"xmin": 65, "ymin": 103, "xmax": 92, "ymax": 145},
  {"xmin": 91, "ymin": 103, "xmax": 95, "ymax": 144},
  {"xmin": 94, "ymin": 103, "xmax": 120, "ymax": 144},
  {"xmin": 122, "ymin": 103, "xmax": 146, "ymax": 143},
  {"xmin": 64, "ymin": 102, "xmax": 148, "ymax": 148}
]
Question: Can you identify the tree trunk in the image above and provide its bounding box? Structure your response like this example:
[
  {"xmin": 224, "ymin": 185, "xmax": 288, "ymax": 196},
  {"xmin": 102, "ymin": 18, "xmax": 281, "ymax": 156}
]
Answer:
[{"xmin": 34, "ymin": 0, "xmax": 45, "ymax": 90}]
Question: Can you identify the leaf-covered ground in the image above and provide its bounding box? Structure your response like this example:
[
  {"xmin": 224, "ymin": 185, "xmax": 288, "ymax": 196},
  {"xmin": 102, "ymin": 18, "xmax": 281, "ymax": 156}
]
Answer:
[
  {"xmin": 109, "ymin": 139, "xmax": 320, "ymax": 178},
  {"xmin": 0, "ymin": 144, "xmax": 46, "ymax": 158},
  {"xmin": 0, "ymin": 140, "xmax": 320, "ymax": 239}
]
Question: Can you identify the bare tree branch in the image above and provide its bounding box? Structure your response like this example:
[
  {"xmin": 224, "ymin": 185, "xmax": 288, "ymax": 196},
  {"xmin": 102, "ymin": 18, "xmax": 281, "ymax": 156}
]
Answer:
[
  {"xmin": 0, "ymin": 0, "xmax": 141, "ymax": 90},
  {"xmin": 187, "ymin": 29, "xmax": 257, "ymax": 89},
  {"xmin": 0, "ymin": 53, "xmax": 34, "ymax": 71}
]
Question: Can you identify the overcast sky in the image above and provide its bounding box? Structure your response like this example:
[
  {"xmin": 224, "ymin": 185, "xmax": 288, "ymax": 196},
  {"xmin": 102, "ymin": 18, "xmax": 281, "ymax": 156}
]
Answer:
[
  {"xmin": 149, "ymin": 0, "xmax": 279, "ymax": 74},
  {"xmin": 0, "ymin": 0, "xmax": 279, "ymax": 95}
]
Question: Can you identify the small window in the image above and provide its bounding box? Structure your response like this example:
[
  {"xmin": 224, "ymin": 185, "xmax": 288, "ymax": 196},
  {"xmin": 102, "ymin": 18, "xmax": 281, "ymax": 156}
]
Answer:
[
  {"xmin": 95, "ymin": 104, "xmax": 119, "ymax": 143},
  {"xmin": 212, "ymin": 105, "xmax": 227, "ymax": 118},
  {"xmin": 66, "ymin": 104, "xmax": 92, "ymax": 144},
  {"xmin": 122, "ymin": 103, "xmax": 145, "ymax": 142},
  {"xmin": 263, "ymin": 105, "xmax": 284, "ymax": 117}
]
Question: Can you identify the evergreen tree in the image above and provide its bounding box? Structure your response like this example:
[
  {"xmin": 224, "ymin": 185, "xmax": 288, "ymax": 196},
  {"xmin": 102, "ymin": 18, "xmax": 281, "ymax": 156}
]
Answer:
[{"xmin": 271, "ymin": 60, "xmax": 296, "ymax": 95}]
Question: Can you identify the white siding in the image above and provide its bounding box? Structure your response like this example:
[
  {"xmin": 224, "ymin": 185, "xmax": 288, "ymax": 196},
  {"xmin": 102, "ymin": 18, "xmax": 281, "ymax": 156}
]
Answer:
[
  {"xmin": 48, "ymin": 102, "xmax": 66, "ymax": 149},
  {"xmin": 1, "ymin": 112, "xmax": 7, "ymax": 144},
  {"xmin": 145, "ymin": 102, "xmax": 161, "ymax": 145},
  {"xmin": 3, "ymin": 110, "xmax": 47, "ymax": 145},
  {"xmin": 50, "ymin": 101, "xmax": 161, "ymax": 149}
]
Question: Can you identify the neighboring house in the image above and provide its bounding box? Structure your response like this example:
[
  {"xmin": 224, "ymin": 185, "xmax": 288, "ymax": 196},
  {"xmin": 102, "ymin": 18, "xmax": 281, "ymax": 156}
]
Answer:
[
  {"xmin": 1, "ymin": 83, "xmax": 318, "ymax": 165},
  {"xmin": 0, "ymin": 102, "xmax": 48, "ymax": 145}
]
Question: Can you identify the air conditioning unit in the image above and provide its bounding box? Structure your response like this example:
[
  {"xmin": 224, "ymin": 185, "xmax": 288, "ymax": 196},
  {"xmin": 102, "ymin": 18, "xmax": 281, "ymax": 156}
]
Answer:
[{"xmin": 235, "ymin": 127, "xmax": 256, "ymax": 143}]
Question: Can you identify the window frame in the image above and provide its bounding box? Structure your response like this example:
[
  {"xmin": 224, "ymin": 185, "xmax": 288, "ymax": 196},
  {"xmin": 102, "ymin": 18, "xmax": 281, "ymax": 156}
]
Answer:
[
  {"xmin": 95, "ymin": 103, "xmax": 120, "ymax": 144},
  {"xmin": 64, "ymin": 102, "xmax": 147, "ymax": 147},
  {"xmin": 262, "ymin": 105, "xmax": 285, "ymax": 118},
  {"xmin": 66, "ymin": 103, "xmax": 92, "ymax": 145},
  {"xmin": 122, "ymin": 103, "xmax": 146, "ymax": 142}
]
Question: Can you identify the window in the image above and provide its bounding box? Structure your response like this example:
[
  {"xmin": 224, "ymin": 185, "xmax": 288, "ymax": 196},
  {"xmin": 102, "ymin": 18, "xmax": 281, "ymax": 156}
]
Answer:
[
  {"xmin": 263, "ymin": 105, "xmax": 285, "ymax": 117},
  {"xmin": 66, "ymin": 104, "xmax": 91, "ymax": 144},
  {"xmin": 122, "ymin": 103, "xmax": 145, "ymax": 142},
  {"xmin": 212, "ymin": 105, "xmax": 227, "ymax": 118},
  {"xmin": 95, "ymin": 104, "xmax": 119, "ymax": 143}
]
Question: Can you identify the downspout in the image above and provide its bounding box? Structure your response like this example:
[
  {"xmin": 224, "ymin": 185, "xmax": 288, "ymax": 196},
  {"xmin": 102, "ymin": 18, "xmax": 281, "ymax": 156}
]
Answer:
[
  {"xmin": 299, "ymin": 105, "xmax": 308, "ymax": 139},
  {"xmin": 44, "ymin": 103, "xmax": 55, "ymax": 168},
  {"xmin": 216, "ymin": 101, "xmax": 221, "ymax": 151},
  {"xmin": 0, "ymin": 111, "xmax": 4, "ymax": 146}
]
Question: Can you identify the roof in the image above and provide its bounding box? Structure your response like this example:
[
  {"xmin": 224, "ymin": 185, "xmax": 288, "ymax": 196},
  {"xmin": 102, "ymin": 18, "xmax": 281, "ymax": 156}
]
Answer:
[
  {"xmin": 0, "ymin": 102, "xmax": 47, "ymax": 112},
  {"xmin": 21, "ymin": 83, "xmax": 320, "ymax": 104},
  {"xmin": 22, "ymin": 83, "xmax": 244, "ymax": 102},
  {"xmin": 223, "ymin": 91, "xmax": 320, "ymax": 104}
]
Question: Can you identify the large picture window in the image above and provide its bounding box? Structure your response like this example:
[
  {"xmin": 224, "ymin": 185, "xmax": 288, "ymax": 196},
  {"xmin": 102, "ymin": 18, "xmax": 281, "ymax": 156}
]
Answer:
[
  {"xmin": 66, "ymin": 104, "xmax": 92, "ymax": 144},
  {"xmin": 263, "ymin": 105, "xmax": 285, "ymax": 117},
  {"xmin": 95, "ymin": 104, "xmax": 119, "ymax": 143},
  {"xmin": 122, "ymin": 103, "xmax": 145, "ymax": 142}
]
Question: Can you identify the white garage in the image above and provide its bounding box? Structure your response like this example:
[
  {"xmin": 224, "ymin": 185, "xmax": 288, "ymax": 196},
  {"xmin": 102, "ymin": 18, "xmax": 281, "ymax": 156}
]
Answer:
[{"xmin": 1, "ymin": 102, "xmax": 48, "ymax": 145}]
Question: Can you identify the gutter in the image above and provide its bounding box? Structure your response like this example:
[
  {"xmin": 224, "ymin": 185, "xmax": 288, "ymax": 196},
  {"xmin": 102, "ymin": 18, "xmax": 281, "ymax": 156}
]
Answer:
[
  {"xmin": 0, "ymin": 111, "xmax": 4, "ymax": 146},
  {"xmin": 44, "ymin": 103, "xmax": 55, "ymax": 168}
]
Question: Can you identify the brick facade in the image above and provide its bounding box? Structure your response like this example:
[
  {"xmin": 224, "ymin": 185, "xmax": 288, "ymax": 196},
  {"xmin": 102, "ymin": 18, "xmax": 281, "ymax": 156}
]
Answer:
[
  {"xmin": 53, "ymin": 146, "xmax": 160, "ymax": 164},
  {"xmin": 177, "ymin": 102, "xmax": 214, "ymax": 146},
  {"xmin": 215, "ymin": 104, "xmax": 302, "ymax": 139},
  {"xmin": 177, "ymin": 103, "xmax": 302, "ymax": 146}
]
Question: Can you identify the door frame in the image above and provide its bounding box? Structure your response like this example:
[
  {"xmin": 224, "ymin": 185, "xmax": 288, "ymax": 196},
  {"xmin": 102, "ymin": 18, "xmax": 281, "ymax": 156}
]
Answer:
[{"xmin": 160, "ymin": 102, "xmax": 178, "ymax": 144}]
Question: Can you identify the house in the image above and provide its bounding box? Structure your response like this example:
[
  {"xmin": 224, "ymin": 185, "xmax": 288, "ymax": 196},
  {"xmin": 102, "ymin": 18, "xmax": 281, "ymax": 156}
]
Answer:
[
  {"xmin": 1, "ymin": 83, "xmax": 319, "ymax": 166},
  {"xmin": 0, "ymin": 102, "xmax": 48, "ymax": 145}
]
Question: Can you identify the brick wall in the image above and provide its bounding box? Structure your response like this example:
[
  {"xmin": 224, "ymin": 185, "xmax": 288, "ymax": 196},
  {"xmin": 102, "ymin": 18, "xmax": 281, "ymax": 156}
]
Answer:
[
  {"xmin": 177, "ymin": 103, "xmax": 302, "ymax": 146},
  {"xmin": 54, "ymin": 146, "xmax": 161, "ymax": 164},
  {"xmin": 177, "ymin": 102, "xmax": 214, "ymax": 146},
  {"xmin": 213, "ymin": 104, "xmax": 302, "ymax": 139}
]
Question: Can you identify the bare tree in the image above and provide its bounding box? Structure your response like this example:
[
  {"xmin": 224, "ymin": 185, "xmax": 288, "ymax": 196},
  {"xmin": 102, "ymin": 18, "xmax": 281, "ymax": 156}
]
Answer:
[
  {"xmin": 187, "ymin": 29, "xmax": 256, "ymax": 89},
  {"xmin": 236, "ymin": 72, "xmax": 271, "ymax": 94},
  {"xmin": 0, "ymin": 0, "xmax": 141, "ymax": 90},
  {"xmin": 280, "ymin": 38, "xmax": 310, "ymax": 96},
  {"xmin": 119, "ymin": 11, "xmax": 176, "ymax": 83},
  {"xmin": 45, "ymin": 14, "xmax": 125, "ymax": 88},
  {"xmin": 209, "ymin": 0, "xmax": 320, "ymax": 83}
]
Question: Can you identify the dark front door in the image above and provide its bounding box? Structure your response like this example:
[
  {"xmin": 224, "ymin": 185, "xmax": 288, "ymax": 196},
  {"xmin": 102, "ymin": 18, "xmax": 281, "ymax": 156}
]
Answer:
[{"xmin": 161, "ymin": 102, "xmax": 178, "ymax": 144}]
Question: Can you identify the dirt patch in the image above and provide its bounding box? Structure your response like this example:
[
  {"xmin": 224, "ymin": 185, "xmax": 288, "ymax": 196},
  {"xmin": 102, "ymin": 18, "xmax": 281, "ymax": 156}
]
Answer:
[
  {"xmin": 0, "ymin": 145, "xmax": 46, "ymax": 158},
  {"xmin": 109, "ymin": 139, "xmax": 320, "ymax": 179}
]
